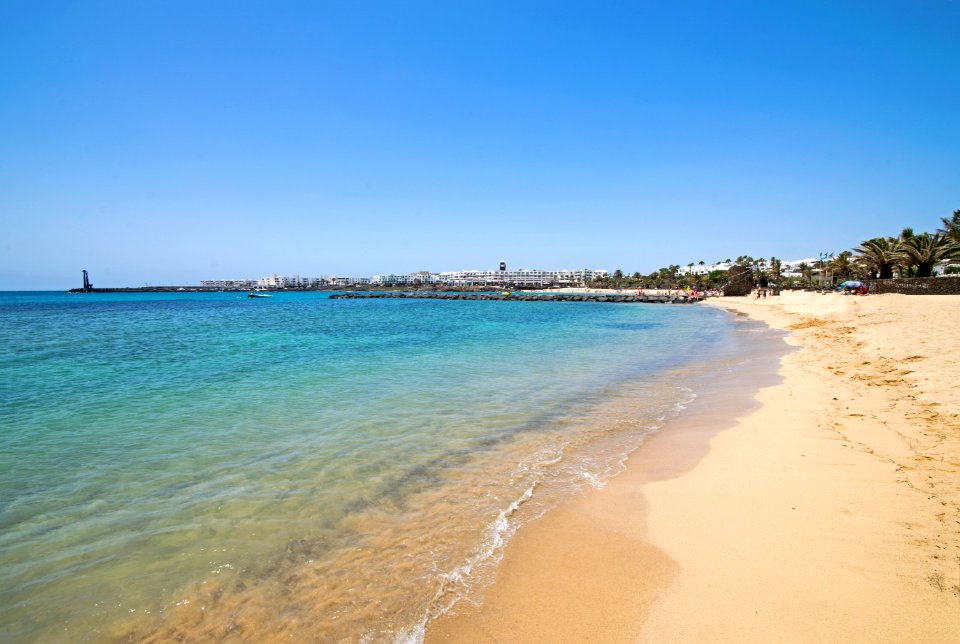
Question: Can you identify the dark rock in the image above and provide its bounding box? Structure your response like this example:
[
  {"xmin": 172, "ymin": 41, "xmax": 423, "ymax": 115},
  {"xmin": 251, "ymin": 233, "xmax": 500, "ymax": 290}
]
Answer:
[{"xmin": 723, "ymin": 265, "xmax": 754, "ymax": 297}]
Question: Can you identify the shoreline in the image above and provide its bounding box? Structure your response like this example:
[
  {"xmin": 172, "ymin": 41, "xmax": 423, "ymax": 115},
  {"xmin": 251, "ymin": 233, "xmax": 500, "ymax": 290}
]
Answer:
[{"xmin": 426, "ymin": 291, "xmax": 960, "ymax": 642}]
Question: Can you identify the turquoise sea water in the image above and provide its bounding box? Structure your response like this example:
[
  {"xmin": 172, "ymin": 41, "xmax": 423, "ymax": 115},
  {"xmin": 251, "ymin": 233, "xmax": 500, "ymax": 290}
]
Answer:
[{"xmin": 0, "ymin": 291, "xmax": 763, "ymax": 642}]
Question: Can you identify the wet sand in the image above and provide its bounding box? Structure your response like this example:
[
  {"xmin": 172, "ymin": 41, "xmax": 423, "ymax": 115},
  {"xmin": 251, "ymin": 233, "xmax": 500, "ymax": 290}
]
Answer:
[{"xmin": 427, "ymin": 291, "xmax": 960, "ymax": 642}]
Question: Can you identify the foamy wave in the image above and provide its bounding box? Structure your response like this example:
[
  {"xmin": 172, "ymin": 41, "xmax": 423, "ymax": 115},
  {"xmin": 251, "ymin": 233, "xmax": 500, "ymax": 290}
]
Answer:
[
  {"xmin": 579, "ymin": 471, "xmax": 604, "ymax": 488},
  {"xmin": 391, "ymin": 482, "xmax": 538, "ymax": 644},
  {"xmin": 674, "ymin": 387, "xmax": 696, "ymax": 412},
  {"xmin": 391, "ymin": 382, "xmax": 702, "ymax": 643}
]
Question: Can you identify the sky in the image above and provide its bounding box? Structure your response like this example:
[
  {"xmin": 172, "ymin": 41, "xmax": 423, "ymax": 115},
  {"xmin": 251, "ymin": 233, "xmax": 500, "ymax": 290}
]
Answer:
[{"xmin": 1, "ymin": 1, "xmax": 958, "ymax": 289}]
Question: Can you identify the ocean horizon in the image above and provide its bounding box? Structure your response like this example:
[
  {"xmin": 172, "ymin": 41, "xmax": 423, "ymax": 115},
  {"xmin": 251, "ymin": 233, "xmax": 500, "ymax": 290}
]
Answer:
[{"xmin": 0, "ymin": 291, "xmax": 774, "ymax": 642}]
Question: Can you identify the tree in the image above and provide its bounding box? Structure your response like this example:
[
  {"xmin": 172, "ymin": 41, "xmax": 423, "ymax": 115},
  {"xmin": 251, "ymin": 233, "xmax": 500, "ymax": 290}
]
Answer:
[
  {"xmin": 828, "ymin": 251, "xmax": 855, "ymax": 283},
  {"xmin": 896, "ymin": 228, "xmax": 918, "ymax": 276},
  {"xmin": 769, "ymin": 257, "xmax": 782, "ymax": 294},
  {"xmin": 939, "ymin": 209, "xmax": 960, "ymax": 245},
  {"xmin": 706, "ymin": 269, "xmax": 729, "ymax": 288},
  {"xmin": 899, "ymin": 233, "xmax": 957, "ymax": 277},
  {"xmin": 798, "ymin": 262, "xmax": 813, "ymax": 286},
  {"xmin": 854, "ymin": 237, "xmax": 901, "ymax": 279},
  {"xmin": 752, "ymin": 258, "xmax": 768, "ymax": 287}
]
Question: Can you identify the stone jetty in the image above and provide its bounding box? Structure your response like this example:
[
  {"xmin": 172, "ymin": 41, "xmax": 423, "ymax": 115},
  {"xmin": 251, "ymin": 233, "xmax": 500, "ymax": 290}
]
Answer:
[{"xmin": 330, "ymin": 292, "xmax": 702, "ymax": 304}]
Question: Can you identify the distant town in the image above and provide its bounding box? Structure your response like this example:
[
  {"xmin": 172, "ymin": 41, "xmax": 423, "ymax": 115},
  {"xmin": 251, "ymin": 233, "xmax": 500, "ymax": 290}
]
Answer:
[
  {"xmin": 199, "ymin": 259, "xmax": 821, "ymax": 290},
  {"xmin": 201, "ymin": 263, "xmax": 610, "ymax": 289}
]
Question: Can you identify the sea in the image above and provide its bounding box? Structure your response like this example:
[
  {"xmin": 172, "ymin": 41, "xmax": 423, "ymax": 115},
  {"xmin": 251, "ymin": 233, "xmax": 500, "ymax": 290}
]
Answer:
[{"xmin": 0, "ymin": 291, "xmax": 780, "ymax": 642}]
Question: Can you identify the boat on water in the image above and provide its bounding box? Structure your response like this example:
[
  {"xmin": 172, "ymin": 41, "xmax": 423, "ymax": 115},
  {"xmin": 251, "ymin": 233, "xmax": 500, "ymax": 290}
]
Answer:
[{"xmin": 247, "ymin": 293, "xmax": 273, "ymax": 298}]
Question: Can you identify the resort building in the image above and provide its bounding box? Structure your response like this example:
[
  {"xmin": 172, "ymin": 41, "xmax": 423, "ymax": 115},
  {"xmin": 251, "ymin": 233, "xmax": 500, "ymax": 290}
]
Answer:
[
  {"xmin": 257, "ymin": 275, "xmax": 314, "ymax": 289},
  {"xmin": 780, "ymin": 258, "xmax": 819, "ymax": 277},
  {"xmin": 370, "ymin": 267, "xmax": 607, "ymax": 287},
  {"xmin": 677, "ymin": 258, "xmax": 819, "ymax": 278},
  {"xmin": 327, "ymin": 276, "xmax": 372, "ymax": 286},
  {"xmin": 199, "ymin": 279, "xmax": 258, "ymax": 289},
  {"xmin": 437, "ymin": 268, "xmax": 607, "ymax": 287},
  {"xmin": 677, "ymin": 262, "xmax": 732, "ymax": 276},
  {"xmin": 371, "ymin": 272, "xmax": 441, "ymax": 286},
  {"xmin": 933, "ymin": 260, "xmax": 960, "ymax": 276}
]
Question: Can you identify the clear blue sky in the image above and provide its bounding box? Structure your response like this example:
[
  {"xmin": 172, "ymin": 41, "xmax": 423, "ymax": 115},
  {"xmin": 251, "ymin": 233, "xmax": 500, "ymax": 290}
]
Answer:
[{"xmin": 1, "ymin": 1, "xmax": 957, "ymax": 289}]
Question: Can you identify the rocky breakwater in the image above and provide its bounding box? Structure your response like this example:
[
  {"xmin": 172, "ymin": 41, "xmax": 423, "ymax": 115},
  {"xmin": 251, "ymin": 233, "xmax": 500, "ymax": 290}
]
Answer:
[{"xmin": 329, "ymin": 292, "xmax": 702, "ymax": 304}]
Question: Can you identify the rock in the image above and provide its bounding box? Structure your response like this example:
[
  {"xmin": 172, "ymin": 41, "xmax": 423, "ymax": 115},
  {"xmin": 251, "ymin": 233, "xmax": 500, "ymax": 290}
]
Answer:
[{"xmin": 723, "ymin": 265, "xmax": 754, "ymax": 296}]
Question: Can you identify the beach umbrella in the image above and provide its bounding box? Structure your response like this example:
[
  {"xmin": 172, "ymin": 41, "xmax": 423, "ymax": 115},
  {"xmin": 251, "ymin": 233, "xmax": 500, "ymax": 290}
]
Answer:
[{"xmin": 840, "ymin": 280, "xmax": 864, "ymax": 288}]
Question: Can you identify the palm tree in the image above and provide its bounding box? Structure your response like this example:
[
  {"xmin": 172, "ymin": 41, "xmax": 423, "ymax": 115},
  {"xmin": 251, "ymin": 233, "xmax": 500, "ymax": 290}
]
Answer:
[
  {"xmin": 899, "ymin": 233, "xmax": 958, "ymax": 277},
  {"xmin": 939, "ymin": 209, "xmax": 960, "ymax": 245},
  {"xmin": 854, "ymin": 237, "xmax": 901, "ymax": 279},
  {"xmin": 828, "ymin": 251, "xmax": 854, "ymax": 283},
  {"xmin": 769, "ymin": 257, "xmax": 782, "ymax": 294},
  {"xmin": 750, "ymin": 258, "xmax": 767, "ymax": 286},
  {"xmin": 798, "ymin": 262, "xmax": 813, "ymax": 286},
  {"xmin": 895, "ymin": 228, "xmax": 917, "ymax": 277}
]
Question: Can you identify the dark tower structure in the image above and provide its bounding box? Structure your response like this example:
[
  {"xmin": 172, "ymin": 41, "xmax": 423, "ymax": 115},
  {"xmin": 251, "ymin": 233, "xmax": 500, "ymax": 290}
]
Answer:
[
  {"xmin": 82, "ymin": 270, "xmax": 92, "ymax": 290},
  {"xmin": 499, "ymin": 261, "xmax": 506, "ymax": 271}
]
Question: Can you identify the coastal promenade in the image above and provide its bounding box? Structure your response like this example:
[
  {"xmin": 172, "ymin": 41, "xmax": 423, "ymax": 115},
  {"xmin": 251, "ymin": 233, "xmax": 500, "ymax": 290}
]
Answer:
[
  {"xmin": 330, "ymin": 292, "xmax": 701, "ymax": 304},
  {"xmin": 427, "ymin": 291, "xmax": 960, "ymax": 642}
]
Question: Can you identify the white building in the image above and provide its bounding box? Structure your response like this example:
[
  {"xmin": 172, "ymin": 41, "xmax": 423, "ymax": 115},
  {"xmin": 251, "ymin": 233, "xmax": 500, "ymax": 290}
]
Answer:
[
  {"xmin": 257, "ymin": 274, "xmax": 300, "ymax": 288},
  {"xmin": 200, "ymin": 280, "xmax": 257, "ymax": 290},
  {"xmin": 199, "ymin": 279, "xmax": 258, "ymax": 289},
  {"xmin": 677, "ymin": 262, "xmax": 732, "ymax": 276},
  {"xmin": 256, "ymin": 275, "xmax": 329, "ymax": 288},
  {"xmin": 780, "ymin": 258, "xmax": 819, "ymax": 277},
  {"xmin": 676, "ymin": 258, "xmax": 819, "ymax": 278},
  {"xmin": 328, "ymin": 276, "xmax": 372, "ymax": 286},
  {"xmin": 934, "ymin": 261, "xmax": 960, "ymax": 276},
  {"xmin": 437, "ymin": 268, "xmax": 607, "ymax": 287},
  {"xmin": 371, "ymin": 272, "xmax": 439, "ymax": 286}
]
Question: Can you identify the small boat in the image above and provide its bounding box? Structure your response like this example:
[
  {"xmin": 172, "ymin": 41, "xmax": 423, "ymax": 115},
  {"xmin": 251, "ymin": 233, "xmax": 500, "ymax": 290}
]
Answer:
[{"xmin": 247, "ymin": 292, "xmax": 272, "ymax": 298}]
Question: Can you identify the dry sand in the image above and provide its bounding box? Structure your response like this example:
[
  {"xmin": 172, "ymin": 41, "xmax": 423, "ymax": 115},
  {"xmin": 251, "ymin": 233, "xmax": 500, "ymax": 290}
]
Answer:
[{"xmin": 427, "ymin": 291, "xmax": 960, "ymax": 643}]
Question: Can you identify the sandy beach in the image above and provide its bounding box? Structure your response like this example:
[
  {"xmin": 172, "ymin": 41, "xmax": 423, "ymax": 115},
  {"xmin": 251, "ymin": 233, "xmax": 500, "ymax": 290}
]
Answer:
[{"xmin": 427, "ymin": 291, "xmax": 960, "ymax": 642}]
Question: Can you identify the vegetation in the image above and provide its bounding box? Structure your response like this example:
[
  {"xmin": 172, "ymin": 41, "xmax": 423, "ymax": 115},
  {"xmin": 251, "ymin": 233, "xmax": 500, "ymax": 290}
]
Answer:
[
  {"xmin": 940, "ymin": 209, "xmax": 960, "ymax": 244},
  {"xmin": 898, "ymin": 233, "xmax": 957, "ymax": 278},
  {"xmin": 588, "ymin": 208, "xmax": 960, "ymax": 292},
  {"xmin": 854, "ymin": 237, "xmax": 901, "ymax": 279}
]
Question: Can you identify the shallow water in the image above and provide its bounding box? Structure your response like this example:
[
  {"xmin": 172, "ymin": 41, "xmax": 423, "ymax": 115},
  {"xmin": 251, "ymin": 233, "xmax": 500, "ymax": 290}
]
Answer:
[{"xmin": 0, "ymin": 291, "xmax": 759, "ymax": 642}]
